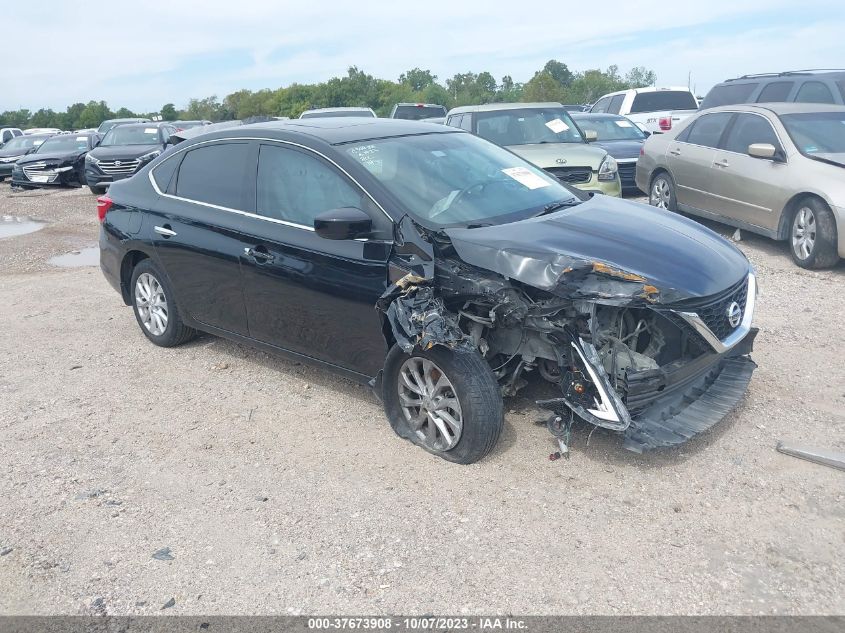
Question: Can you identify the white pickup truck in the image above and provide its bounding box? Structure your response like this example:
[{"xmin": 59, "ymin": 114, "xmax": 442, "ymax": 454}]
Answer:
[{"xmin": 589, "ymin": 87, "xmax": 698, "ymax": 134}]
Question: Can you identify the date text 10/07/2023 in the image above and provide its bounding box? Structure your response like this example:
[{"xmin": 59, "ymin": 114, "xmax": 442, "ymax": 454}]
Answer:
[{"xmin": 307, "ymin": 617, "xmax": 528, "ymax": 630}]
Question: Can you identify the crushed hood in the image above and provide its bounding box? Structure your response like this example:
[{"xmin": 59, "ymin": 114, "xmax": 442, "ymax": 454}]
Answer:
[
  {"xmin": 507, "ymin": 142, "xmax": 606, "ymax": 169},
  {"xmin": 444, "ymin": 195, "xmax": 750, "ymax": 303}
]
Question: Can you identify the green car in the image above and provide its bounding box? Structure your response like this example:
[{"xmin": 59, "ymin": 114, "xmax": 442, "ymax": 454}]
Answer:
[{"xmin": 445, "ymin": 102, "xmax": 621, "ymax": 197}]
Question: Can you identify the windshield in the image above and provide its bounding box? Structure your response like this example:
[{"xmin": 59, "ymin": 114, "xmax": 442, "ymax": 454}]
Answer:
[
  {"xmin": 102, "ymin": 126, "xmax": 160, "ymax": 146},
  {"xmin": 301, "ymin": 110, "xmax": 375, "ymax": 118},
  {"xmin": 345, "ymin": 132, "xmax": 579, "ymax": 227},
  {"xmin": 780, "ymin": 111, "xmax": 845, "ymax": 155},
  {"xmin": 36, "ymin": 135, "xmax": 90, "ymax": 153},
  {"xmin": 630, "ymin": 91, "xmax": 698, "ymax": 113},
  {"xmin": 474, "ymin": 108, "xmax": 584, "ymax": 146},
  {"xmin": 393, "ymin": 105, "xmax": 447, "ymax": 120},
  {"xmin": 575, "ymin": 116, "xmax": 646, "ymax": 141},
  {"xmin": 3, "ymin": 136, "xmax": 42, "ymax": 152}
]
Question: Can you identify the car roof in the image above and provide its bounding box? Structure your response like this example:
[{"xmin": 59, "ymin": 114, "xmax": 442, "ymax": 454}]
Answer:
[
  {"xmin": 393, "ymin": 103, "xmax": 445, "ymax": 107},
  {"xmin": 599, "ymin": 86, "xmax": 691, "ymax": 98},
  {"xmin": 703, "ymin": 103, "xmax": 845, "ymax": 115},
  {"xmin": 104, "ymin": 118, "xmax": 148, "ymax": 123},
  {"xmin": 108, "ymin": 122, "xmax": 168, "ymax": 130},
  {"xmin": 570, "ymin": 112, "xmax": 625, "ymax": 119},
  {"xmin": 447, "ymin": 102, "xmax": 564, "ymax": 115},
  {"xmin": 723, "ymin": 69, "xmax": 845, "ymax": 82},
  {"xmin": 302, "ymin": 107, "xmax": 373, "ymax": 114},
  {"xmin": 185, "ymin": 118, "xmax": 462, "ymax": 146}
]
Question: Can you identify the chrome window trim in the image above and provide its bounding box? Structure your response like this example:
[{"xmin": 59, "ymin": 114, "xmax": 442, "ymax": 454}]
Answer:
[
  {"xmin": 147, "ymin": 136, "xmax": 394, "ymax": 233},
  {"xmin": 673, "ymin": 271, "xmax": 756, "ymax": 353},
  {"xmin": 675, "ymin": 111, "xmax": 788, "ymax": 160}
]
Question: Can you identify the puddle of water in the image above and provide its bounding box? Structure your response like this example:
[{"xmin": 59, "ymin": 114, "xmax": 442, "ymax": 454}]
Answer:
[
  {"xmin": 49, "ymin": 246, "xmax": 100, "ymax": 268},
  {"xmin": 0, "ymin": 215, "xmax": 45, "ymax": 239}
]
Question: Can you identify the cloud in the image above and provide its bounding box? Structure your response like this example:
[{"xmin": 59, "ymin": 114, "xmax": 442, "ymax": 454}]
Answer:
[{"xmin": 3, "ymin": 0, "xmax": 841, "ymax": 111}]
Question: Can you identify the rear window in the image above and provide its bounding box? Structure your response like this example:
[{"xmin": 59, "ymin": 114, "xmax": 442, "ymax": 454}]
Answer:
[
  {"xmin": 392, "ymin": 105, "xmax": 447, "ymax": 120},
  {"xmin": 701, "ymin": 83, "xmax": 757, "ymax": 109},
  {"xmin": 630, "ymin": 91, "xmax": 698, "ymax": 113},
  {"xmin": 756, "ymin": 81, "xmax": 794, "ymax": 103},
  {"xmin": 175, "ymin": 142, "xmax": 250, "ymax": 209}
]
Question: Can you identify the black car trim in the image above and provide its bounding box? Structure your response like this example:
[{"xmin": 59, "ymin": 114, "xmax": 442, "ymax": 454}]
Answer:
[{"xmin": 148, "ymin": 136, "xmax": 393, "ymax": 227}]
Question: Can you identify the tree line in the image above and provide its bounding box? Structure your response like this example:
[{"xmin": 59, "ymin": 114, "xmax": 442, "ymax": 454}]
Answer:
[{"xmin": 0, "ymin": 61, "xmax": 656, "ymax": 130}]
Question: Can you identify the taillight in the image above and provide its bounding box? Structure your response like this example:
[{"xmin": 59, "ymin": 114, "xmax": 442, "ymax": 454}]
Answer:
[
  {"xmin": 97, "ymin": 195, "xmax": 113, "ymax": 222},
  {"xmin": 659, "ymin": 116, "xmax": 672, "ymax": 131}
]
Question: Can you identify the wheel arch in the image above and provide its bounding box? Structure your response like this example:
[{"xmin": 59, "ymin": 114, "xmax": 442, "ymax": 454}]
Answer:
[
  {"xmin": 119, "ymin": 249, "xmax": 151, "ymax": 305},
  {"xmin": 776, "ymin": 192, "xmax": 835, "ymax": 241}
]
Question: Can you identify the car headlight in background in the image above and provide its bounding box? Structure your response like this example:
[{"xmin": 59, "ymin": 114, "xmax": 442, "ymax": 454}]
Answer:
[
  {"xmin": 85, "ymin": 154, "xmax": 99, "ymax": 164},
  {"xmin": 597, "ymin": 155, "xmax": 618, "ymax": 181},
  {"xmin": 138, "ymin": 150, "xmax": 161, "ymax": 163}
]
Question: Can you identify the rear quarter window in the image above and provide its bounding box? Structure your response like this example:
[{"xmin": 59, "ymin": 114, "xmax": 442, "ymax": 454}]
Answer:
[
  {"xmin": 701, "ymin": 83, "xmax": 757, "ymax": 108},
  {"xmin": 175, "ymin": 142, "xmax": 251, "ymax": 209},
  {"xmin": 795, "ymin": 81, "xmax": 835, "ymax": 104},
  {"xmin": 756, "ymin": 81, "xmax": 794, "ymax": 103}
]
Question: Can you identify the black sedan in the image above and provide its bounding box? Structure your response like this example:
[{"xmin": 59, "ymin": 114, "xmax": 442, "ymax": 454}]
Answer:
[
  {"xmin": 99, "ymin": 119, "xmax": 757, "ymax": 464},
  {"xmin": 85, "ymin": 122, "xmax": 176, "ymax": 194},
  {"xmin": 0, "ymin": 133, "xmax": 54, "ymax": 181},
  {"xmin": 11, "ymin": 133, "xmax": 98, "ymax": 188},
  {"xmin": 571, "ymin": 112, "xmax": 648, "ymax": 194}
]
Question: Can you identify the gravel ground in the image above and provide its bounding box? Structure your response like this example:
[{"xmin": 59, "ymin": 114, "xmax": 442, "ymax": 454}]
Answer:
[{"xmin": 0, "ymin": 183, "xmax": 843, "ymax": 616}]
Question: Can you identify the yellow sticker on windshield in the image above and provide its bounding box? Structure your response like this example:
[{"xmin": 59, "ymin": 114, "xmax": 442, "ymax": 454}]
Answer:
[
  {"xmin": 502, "ymin": 167, "xmax": 551, "ymax": 190},
  {"xmin": 545, "ymin": 119, "xmax": 570, "ymax": 133}
]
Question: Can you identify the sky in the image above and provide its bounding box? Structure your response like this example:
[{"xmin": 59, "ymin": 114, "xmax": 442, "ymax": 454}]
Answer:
[{"xmin": 3, "ymin": 0, "xmax": 844, "ymax": 112}]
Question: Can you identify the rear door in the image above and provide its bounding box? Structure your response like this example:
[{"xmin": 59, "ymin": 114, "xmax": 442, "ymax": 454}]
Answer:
[
  {"xmin": 237, "ymin": 142, "xmax": 392, "ymax": 377},
  {"xmin": 665, "ymin": 112, "xmax": 733, "ymax": 211},
  {"xmin": 708, "ymin": 113, "xmax": 789, "ymax": 231},
  {"xmin": 149, "ymin": 140, "xmax": 253, "ymax": 336}
]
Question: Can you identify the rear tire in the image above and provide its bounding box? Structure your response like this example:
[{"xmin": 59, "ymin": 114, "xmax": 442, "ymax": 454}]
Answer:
[
  {"xmin": 789, "ymin": 197, "xmax": 839, "ymax": 269},
  {"xmin": 649, "ymin": 171, "xmax": 677, "ymax": 212},
  {"xmin": 89, "ymin": 185, "xmax": 106, "ymax": 195},
  {"xmin": 130, "ymin": 259, "xmax": 196, "ymax": 347},
  {"xmin": 383, "ymin": 344, "xmax": 503, "ymax": 464}
]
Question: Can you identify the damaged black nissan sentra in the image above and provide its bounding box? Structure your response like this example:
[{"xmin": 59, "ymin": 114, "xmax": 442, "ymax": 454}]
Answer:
[{"xmin": 99, "ymin": 119, "xmax": 757, "ymax": 464}]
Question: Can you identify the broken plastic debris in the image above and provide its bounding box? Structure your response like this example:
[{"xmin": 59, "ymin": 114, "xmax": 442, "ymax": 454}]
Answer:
[{"xmin": 776, "ymin": 442, "xmax": 845, "ymax": 472}]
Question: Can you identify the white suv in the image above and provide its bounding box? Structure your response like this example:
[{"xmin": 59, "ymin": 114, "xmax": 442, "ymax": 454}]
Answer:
[
  {"xmin": 0, "ymin": 127, "xmax": 23, "ymax": 146},
  {"xmin": 590, "ymin": 87, "xmax": 698, "ymax": 134}
]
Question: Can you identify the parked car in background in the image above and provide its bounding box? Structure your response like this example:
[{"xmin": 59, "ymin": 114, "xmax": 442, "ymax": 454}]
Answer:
[
  {"xmin": 96, "ymin": 117, "xmax": 150, "ymax": 137},
  {"xmin": 571, "ymin": 112, "xmax": 646, "ymax": 194},
  {"xmin": 637, "ymin": 103, "xmax": 845, "ymax": 268},
  {"xmin": 73, "ymin": 128, "xmax": 98, "ymax": 134},
  {"xmin": 700, "ymin": 70, "xmax": 845, "ymax": 109},
  {"xmin": 300, "ymin": 107, "xmax": 377, "ymax": 119},
  {"xmin": 447, "ymin": 102, "xmax": 621, "ymax": 196},
  {"xmin": 85, "ymin": 122, "xmax": 175, "ymax": 194},
  {"xmin": 390, "ymin": 103, "xmax": 447, "ymax": 120},
  {"xmin": 561, "ymin": 104, "xmax": 588, "ymax": 112},
  {"xmin": 11, "ymin": 132, "xmax": 98, "ymax": 189},
  {"xmin": 171, "ymin": 120, "xmax": 211, "ymax": 131},
  {"xmin": 23, "ymin": 127, "xmax": 61, "ymax": 135},
  {"xmin": 591, "ymin": 87, "xmax": 699, "ymax": 135},
  {"xmin": 420, "ymin": 116, "xmax": 446, "ymax": 124},
  {"xmin": 99, "ymin": 118, "xmax": 756, "ymax": 464},
  {"xmin": 1, "ymin": 127, "xmax": 23, "ymax": 145},
  {"xmin": 0, "ymin": 133, "xmax": 54, "ymax": 181}
]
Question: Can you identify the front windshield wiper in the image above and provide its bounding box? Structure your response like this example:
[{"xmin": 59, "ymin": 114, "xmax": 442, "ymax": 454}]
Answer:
[{"xmin": 535, "ymin": 199, "xmax": 580, "ymax": 217}]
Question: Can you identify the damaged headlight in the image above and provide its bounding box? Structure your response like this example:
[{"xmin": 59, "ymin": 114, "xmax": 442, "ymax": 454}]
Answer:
[
  {"xmin": 597, "ymin": 155, "xmax": 618, "ymax": 181},
  {"xmin": 138, "ymin": 150, "xmax": 161, "ymax": 163}
]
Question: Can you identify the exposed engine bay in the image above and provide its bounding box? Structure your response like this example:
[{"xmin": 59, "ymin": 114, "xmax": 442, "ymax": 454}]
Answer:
[{"xmin": 377, "ymin": 216, "xmax": 758, "ymax": 454}]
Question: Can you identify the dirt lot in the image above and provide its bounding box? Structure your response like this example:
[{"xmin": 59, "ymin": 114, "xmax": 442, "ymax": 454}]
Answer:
[{"xmin": 0, "ymin": 184, "xmax": 843, "ymax": 616}]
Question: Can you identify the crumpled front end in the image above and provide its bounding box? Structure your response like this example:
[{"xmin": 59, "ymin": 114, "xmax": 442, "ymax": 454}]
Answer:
[{"xmin": 376, "ymin": 213, "xmax": 758, "ymax": 453}]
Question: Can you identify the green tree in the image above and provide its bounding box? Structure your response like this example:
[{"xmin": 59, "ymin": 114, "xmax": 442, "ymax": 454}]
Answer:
[
  {"xmin": 542, "ymin": 60, "xmax": 573, "ymax": 87},
  {"xmin": 522, "ymin": 72, "xmax": 564, "ymax": 102},
  {"xmin": 77, "ymin": 101, "xmax": 113, "ymax": 129},
  {"xmin": 160, "ymin": 103, "xmax": 178, "ymax": 120},
  {"xmin": 399, "ymin": 68, "xmax": 437, "ymax": 92},
  {"xmin": 625, "ymin": 66, "xmax": 656, "ymax": 88}
]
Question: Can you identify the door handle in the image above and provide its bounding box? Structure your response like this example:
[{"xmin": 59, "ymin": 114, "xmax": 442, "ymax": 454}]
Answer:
[
  {"xmin": 244, "ymin": 247, "xmax": 274, "ymax": 263},
  {"xmin": 154, "ymin": 225, "xmax": 177, "ymax": 237},
  {"xmin": 715, "ymin": 159, "xmax": 730, "ymax": 168},
  {"xmin": 669, "ymin": 148, "xmax": 681, "ymax": 156}
]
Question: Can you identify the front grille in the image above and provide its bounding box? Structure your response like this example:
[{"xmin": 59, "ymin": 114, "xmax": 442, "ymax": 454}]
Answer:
[
  {"xmin": 97, "ymin": 159, "xmax": 141, "ymax": 176},
  {"xmin": 544, "ymin": 166, "xmax": 591, "ymax": 184},
  {"xmin": 617, "ymin": 161, "xmax": 637, "ymax": 186},
  {"xmin": 22, "ymin": 162, "xmax": 58, "ymax": 183},
  {"xmin": 679, "ymin": 277, "xmax": 749, "ymax": 342}
]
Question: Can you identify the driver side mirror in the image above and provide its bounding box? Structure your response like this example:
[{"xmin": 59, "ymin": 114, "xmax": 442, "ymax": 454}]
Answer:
[
  {"xmin": 584, "ymin": 130, "xmax": 598, "ymax": 142},
  {"xmin": 748, "ymin": 143, "xmax": 777, "ymax": 159},
  {"xmin": 314, "ymin": 207, "xmax": 372, "ymax": 240}
]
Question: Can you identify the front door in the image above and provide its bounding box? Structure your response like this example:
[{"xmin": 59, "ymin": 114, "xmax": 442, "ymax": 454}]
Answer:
[{"xmin": 238, "ymin": 142, "xmax": 392, "ymax": 377}]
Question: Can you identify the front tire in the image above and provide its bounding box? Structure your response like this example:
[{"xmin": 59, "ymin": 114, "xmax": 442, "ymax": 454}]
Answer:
[
  {"xmin": 130, "ymin": 259, "xmax": 196, "ymax": 347},
  {"xmin": 383, "ymin": 344, "xmax": 503, "ymax": 464},
  {"xmin": 89, "ymin": 185, "xmax": 106, "ymax": 195},
  {"xmin": 649, "ymin": 172, "xmax": 677, "ymax": 212},
  {"xmin": 790, "ymin": 198, "xmax": 839, "ymax": 269}
]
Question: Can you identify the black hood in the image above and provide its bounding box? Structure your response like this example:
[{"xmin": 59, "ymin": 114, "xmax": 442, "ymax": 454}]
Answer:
[
  {"xmin": 17, "ymin": 150, "xmax": 86, "ymax": 167},
  {"xmin": 0, "ymin": 147, "xmax": 29, "ymax": 159},
  {"xmin": 590, "ymin": 139, "xmax": 644, "ymax": 160},
  {"xmin": 88, "ymin": 144, "xmax": 161, "ymax": 161},
  {"xmin": 444, "ymin": 195, "xmax": 750, "ymax": 303}
]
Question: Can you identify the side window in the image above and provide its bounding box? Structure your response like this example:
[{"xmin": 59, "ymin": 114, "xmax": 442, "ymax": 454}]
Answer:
[
  {"xmin": 256, "ymin": 144, "xmax": 367, "ymax": 227},
  {"xmin": 14, "ymin": 129, "xmax": 22, "ymax": 137},
  {"xmin": 607, "ymin": 95, "xmax": 625, "ymax": 114},
  {"xmin": 446, "ymin": 114, "xmax": 463, "ymax": 129},
  {"xmin": 460, "ymin": 114, "xmax": 473, "ymax": 132},
  {"xmin": 152, "ymin": 154, "xmax": 182, "ymax": 193},
  {"xmin": 175, "ymin": 142, "xmax": 250, "ymax": 209},
  {"xmin": 795, "ymin": 81, "xmax": 835, "ymax": 104},
  {"xmin": 591, "ymin": 97, "xmax": 611, "ymax": 113},
  {"xmin": 683, "ymin": 113, "xmax": 734, "ymax": 148},
  {"xmin": 756, "ymin": 81, "xmax": 793, "ymax": 102},
  {"xmin": 2, "ymin": 130, "xmax": 11, "ymax": 143},
  {"xmin": 724, "ymin": 114, "xmax": 781, "ymax": 154}
]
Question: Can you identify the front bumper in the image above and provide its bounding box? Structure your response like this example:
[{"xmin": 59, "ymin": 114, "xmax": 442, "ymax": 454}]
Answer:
[
  {"xmin": 11, "ymin": 166, "xmax": 81, "ymax": 188},
  {"xmin": 0, "ymin": 162, "xmax": 17, "ymax": 178},
  {"xmin": 834, "ymin": 204, "xmax": 845, "ymax": 258},
  {"xmin": 85, "ymin": 166, "xmax": 134, "ymax": 188},
  {"xmin": 575, "ymin": 173, "xmax": 622, "ymax": 197},
  {"xmin": 616, "ymin": 159, "xmax": 640, "ymax": 193}
]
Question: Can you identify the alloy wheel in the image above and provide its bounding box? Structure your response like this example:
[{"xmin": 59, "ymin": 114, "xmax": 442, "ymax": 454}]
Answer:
[
  {"xmin": 397, "ymin": 357, "xmax": 463, "ymax": 452},
  {"xmin": 650, "ymin": 178, "xmax": 671, "ymax": 209},
  {"xmin": 135, "ymin": 272, "xmax": 169, "ymax": 336},
  {"xmin": 791, "ymin": 206, "xmax": 816, "ymax": 260}
]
